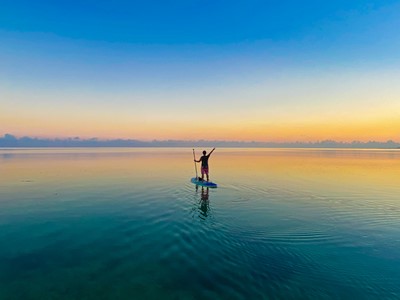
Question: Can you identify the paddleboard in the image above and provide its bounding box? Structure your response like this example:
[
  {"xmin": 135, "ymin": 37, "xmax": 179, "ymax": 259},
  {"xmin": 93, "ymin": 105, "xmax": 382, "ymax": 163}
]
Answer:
[{"xmin": 191, "ymin": 177, "xmax": 218, "ymax": 188}]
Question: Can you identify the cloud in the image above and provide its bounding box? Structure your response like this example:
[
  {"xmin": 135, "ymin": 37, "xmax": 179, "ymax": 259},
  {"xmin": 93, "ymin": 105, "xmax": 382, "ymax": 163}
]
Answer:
[{"xmin": 0, "ymin": 134, "xmax": 399, "ymax": 149}]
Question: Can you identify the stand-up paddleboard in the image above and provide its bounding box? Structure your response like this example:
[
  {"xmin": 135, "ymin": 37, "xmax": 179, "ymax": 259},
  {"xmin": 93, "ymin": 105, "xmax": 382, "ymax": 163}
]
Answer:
[{"xmin": 191, "ymin": 177, "xmax": 218, "ymax": 188}]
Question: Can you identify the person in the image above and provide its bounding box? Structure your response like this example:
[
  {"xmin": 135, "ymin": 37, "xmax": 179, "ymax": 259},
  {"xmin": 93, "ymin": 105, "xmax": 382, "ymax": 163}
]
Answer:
[{"xmin": 194, "ymin": 148, "xmax": 215, "ymax": 182}]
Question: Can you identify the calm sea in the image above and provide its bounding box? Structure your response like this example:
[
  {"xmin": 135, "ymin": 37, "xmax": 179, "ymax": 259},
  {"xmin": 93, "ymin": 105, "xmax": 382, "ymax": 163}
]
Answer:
[{"xmin": 1, "ymin": 148, "xmax": 400, "ymax": 299}]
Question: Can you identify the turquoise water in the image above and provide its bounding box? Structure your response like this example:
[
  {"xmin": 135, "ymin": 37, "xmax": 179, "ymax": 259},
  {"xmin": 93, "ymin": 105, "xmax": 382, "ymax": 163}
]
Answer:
[{"xmin": 1, "ymin": 148, "xmax": 400, "ymax": 299}]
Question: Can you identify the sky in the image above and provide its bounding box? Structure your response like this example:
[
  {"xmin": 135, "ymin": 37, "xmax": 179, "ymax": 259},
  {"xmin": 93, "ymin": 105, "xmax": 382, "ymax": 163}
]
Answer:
[{"xmin": 1, "ymin": 0, "xmax": 400, "ymax": 142}]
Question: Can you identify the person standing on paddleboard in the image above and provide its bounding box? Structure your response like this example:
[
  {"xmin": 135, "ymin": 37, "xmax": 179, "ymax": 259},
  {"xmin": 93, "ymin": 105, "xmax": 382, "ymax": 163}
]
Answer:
[{"xmin": 194, "ymin": 148, "xmax": 215, "ymax": 182}]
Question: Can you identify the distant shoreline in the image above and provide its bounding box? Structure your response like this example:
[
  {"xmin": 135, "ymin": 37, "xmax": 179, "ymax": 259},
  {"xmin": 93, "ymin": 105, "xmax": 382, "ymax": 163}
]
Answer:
[{"xmin": 1, "ymin": 134, "xmax": 399, "ymax": 149}]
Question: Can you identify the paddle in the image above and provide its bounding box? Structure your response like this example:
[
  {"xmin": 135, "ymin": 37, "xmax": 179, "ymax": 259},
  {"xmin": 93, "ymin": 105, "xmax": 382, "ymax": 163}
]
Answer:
[{"xmin": 192, "ymin": 149, "xmax": 198, "ymax": 180}]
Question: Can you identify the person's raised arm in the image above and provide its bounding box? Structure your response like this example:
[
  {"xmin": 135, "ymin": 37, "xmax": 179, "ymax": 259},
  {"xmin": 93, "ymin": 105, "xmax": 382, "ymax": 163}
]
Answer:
[{"xmin": 208, "ymin": 147, "xmax": 216, "ymax": 156}]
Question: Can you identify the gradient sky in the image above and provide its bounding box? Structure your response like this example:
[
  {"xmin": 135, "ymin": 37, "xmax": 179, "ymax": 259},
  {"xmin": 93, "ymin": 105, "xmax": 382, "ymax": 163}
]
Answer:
[{"xmin": 1, "ymin": 0, "xmax": 400, "ymax": 142}]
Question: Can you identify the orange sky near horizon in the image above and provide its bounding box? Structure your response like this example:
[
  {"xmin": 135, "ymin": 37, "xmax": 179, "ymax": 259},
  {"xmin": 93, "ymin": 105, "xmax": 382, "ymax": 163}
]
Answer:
[{"xmin": 1, "ymin": 103, "xmax": 399, "ymax": 142}]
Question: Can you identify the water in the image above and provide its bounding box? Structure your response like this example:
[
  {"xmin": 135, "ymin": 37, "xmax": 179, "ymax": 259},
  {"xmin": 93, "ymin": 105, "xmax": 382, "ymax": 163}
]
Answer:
[{"xmin": 1, "ymin": 148, "xmax": 400, "ymax": 299}]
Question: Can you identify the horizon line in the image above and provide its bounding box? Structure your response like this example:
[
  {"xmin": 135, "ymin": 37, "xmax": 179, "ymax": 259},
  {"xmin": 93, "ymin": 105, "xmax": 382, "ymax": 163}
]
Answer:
[{"xmin": 1, "ymin": 134, "xmax": 399, "ymax": 149}]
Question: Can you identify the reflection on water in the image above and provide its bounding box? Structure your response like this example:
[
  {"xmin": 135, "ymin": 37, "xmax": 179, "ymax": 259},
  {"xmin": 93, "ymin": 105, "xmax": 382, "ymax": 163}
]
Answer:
[
  {"xmin": 1, "ymin": 148, "xmax": 400, "ymax": 298},
  {"xmin": 194, "ymin": 185, "xmax": 210, "ymax": 219}
]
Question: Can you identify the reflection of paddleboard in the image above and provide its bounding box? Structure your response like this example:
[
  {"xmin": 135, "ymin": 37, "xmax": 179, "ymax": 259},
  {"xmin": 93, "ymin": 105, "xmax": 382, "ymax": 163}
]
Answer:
[{"xmin": 191, "ymin": 177, "xmax": 218, "ymax": 188}]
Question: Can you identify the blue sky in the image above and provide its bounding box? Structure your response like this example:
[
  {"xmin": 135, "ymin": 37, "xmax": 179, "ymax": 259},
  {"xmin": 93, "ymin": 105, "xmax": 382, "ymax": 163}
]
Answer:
[
  {"xmin": 1, "ymin": 0, "xmax": 400, "ymax": 141},
  {"xmin": 1, "ymin": 0, "xmax": 398, "ymax": 44}
]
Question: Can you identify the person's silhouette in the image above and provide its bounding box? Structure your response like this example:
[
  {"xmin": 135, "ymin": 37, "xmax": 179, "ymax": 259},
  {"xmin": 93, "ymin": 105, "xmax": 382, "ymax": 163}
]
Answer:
[{"xmin": 194, "ymin": 148, "xmax": 215, "ymax": 181}]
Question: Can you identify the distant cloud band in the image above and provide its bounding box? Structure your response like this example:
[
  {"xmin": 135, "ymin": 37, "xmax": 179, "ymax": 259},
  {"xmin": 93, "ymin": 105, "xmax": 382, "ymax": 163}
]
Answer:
[{"xmin": 1, "ymin": 134, "xmax": 399, "ymax": 149}]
